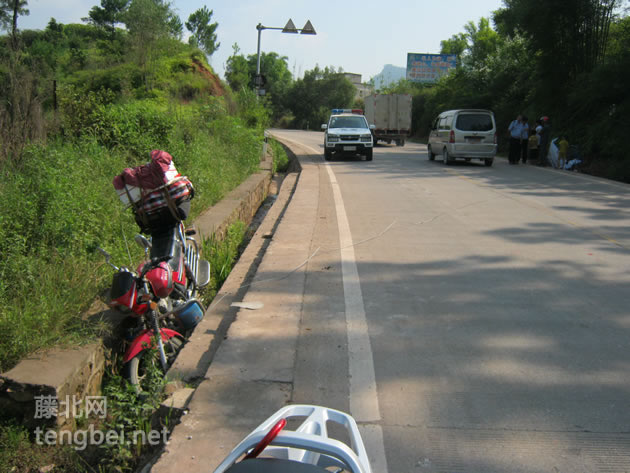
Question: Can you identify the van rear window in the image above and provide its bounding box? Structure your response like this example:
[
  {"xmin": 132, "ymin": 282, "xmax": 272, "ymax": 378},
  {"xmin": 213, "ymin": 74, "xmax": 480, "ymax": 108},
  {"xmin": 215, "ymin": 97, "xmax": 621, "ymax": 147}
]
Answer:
[{"xmin": 456, "ymin": 114, "xmax": 493, "ymax": 131}]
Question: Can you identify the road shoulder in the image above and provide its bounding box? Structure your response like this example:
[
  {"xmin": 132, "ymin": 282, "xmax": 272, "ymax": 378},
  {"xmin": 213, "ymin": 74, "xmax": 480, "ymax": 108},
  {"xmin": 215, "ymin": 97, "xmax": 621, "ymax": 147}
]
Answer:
[{"xmin": 151, "ymin": 140, "xmax": 321, "ymax": 473}]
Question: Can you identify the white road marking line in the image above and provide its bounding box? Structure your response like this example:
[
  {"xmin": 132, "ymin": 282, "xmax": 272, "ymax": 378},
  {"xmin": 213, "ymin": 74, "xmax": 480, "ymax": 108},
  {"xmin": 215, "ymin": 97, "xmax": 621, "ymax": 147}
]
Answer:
[
  {"xmin": 274, "ymin": 135, "xmax": 390, "ymax": 472},
  {"xmin": 324, "ymin": 162, "xmax": 389, "ymax": 473}
]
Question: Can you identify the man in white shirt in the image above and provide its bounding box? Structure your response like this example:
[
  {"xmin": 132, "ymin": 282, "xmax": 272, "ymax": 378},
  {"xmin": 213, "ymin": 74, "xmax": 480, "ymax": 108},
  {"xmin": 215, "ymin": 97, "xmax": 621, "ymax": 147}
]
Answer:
[{"xmin": 508, "ymin": 114, "xmax": 524, "ymax": 164}]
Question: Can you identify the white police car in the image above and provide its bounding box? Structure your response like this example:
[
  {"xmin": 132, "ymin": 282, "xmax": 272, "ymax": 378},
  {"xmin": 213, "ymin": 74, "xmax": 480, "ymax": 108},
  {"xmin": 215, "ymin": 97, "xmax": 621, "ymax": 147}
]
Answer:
[{"xmin": 321, "ymin": 109, "xmax": 374, "ymax": 161}]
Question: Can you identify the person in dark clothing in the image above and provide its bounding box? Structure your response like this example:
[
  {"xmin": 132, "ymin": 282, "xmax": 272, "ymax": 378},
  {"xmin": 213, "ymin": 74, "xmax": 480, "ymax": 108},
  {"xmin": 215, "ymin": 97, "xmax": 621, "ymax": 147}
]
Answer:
[
  {"xmin": 520, "ymin": 116, "xmax": 529, "ymax": 163},
  {"xmin": 528, "ymin": 128, "xmax": 539, "ymax": 165}
]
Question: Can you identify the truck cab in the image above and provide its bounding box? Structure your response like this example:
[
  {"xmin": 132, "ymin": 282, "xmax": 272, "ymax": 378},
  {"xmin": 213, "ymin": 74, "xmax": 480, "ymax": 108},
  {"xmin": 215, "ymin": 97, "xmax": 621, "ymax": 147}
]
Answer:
[{"xmin": 321, "ymin": 109, "xmax": 374, "ymax": 161}]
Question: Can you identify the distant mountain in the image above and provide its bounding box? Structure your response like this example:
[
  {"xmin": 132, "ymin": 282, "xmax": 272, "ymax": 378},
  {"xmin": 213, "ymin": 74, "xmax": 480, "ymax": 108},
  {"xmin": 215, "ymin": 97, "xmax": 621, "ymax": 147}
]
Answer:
[{"xmin": 371, "ymin": 64, "xmax": 406, "ymax": 89}]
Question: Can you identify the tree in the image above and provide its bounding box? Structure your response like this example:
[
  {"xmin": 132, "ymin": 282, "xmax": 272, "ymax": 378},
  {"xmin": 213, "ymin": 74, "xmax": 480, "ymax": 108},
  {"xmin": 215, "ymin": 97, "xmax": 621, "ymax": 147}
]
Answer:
[
  {"xmin": 84, "ymin": 0, "xmax": 129, "ymax": 33},
  {"xmin": 225, "ymin": 43, "xmax": 252, "ymax": 91},
  {"xmin": 286, "ymin": 66, "xmax": 355, "ymax": 129},
  {"xmin": 440, "ymin": 32, "xmax": 467, "ymax": 65},
  {"xmin": 0, "ymin": 0, "xmax": 29, "ymax": 48},
  {"xmin": 185, "ymin": 6, "xmax": 219, "ymax": 56},
  {"xmin": 225, "ymin": 47, "xmax": 293, "ymax": 121},
  {"xmin": 494, "ymin": 0, "xmax": 621, "ymax": 81},
  {"xmin": 167, "ymin": 14, "xmax": 182, "ymax": 39},
  {"xmin": 122, "ymin": 0, "xmax": 182, "ymax": 88},
  {"xmin": 123, "ymin": 0, "xmax": 181, "ymax": 42},
  {"xmin": 45, "ymin": 18, "xmax": 64, "ymax": 42},
  {"xmin": 463, "ymin": 17, "xmax": 501, "ymax": 67},
  {"xmin": 441, "ymin": 17, "xmax": 501, "ymax": 70}
]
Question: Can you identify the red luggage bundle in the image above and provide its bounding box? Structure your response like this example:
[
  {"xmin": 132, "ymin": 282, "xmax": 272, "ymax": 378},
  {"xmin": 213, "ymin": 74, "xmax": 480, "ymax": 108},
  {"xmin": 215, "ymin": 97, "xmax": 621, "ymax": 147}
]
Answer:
[{"xmin": 113, "ymin": 150, "xmax": 194, "ymax": 232}]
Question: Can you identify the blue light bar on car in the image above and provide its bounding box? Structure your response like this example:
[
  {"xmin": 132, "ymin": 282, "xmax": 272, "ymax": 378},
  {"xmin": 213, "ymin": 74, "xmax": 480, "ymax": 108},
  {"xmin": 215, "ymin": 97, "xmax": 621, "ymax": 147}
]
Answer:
[{"xmin": 331, "ymin": 109, "xmax": 364, "ymax": 115}]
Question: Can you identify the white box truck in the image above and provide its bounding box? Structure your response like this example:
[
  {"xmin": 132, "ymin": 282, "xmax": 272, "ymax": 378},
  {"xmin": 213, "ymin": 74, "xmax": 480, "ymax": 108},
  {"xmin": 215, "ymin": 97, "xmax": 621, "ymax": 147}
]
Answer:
[{"xmin": 364, "ymin": 94, "xmax": 412, "ymax": 146}]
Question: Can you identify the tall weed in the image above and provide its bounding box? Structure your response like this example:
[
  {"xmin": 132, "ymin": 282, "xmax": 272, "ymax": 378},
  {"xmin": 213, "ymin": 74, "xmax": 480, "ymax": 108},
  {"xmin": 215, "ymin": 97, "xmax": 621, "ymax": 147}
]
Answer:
[{"xmin": 202, "ymin": 221, "xmax": 247, "ymax": 294}]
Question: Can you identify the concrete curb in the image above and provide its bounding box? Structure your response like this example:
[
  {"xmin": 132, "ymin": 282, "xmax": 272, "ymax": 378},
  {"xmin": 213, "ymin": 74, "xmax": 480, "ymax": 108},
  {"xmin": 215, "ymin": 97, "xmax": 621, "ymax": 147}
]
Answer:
[{"xmin": 166, "ymin": 170, "xmax": 300, "ymax": 384}]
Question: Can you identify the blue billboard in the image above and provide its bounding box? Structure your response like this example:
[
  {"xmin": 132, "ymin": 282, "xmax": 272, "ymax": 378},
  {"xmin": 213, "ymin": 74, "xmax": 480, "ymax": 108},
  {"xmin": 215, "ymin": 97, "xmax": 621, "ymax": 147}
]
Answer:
[{"xmin": 406, "ymin": 53, "xmax": 457, "ymax": 83}]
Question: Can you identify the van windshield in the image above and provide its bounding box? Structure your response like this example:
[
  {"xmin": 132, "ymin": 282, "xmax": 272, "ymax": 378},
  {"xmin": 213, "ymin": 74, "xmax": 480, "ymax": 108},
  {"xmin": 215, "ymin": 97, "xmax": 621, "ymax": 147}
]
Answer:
[{"xmin": 456, "ymin": 114, "xmax": 493, "ymax": 132}]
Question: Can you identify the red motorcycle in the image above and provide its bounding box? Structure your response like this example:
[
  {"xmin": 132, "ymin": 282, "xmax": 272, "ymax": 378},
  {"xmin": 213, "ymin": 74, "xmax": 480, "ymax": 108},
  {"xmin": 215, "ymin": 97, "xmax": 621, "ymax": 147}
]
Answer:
[{"xmin": 99, "ymin": 222, "xmax": 210, "ymax": 389}]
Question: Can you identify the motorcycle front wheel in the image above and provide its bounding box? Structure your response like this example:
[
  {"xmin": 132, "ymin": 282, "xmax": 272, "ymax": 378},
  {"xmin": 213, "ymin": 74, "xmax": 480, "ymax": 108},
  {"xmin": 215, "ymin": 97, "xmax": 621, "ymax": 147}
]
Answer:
[{"xmin": 124, "ymin": 334, "xmax": 185, "ymax": 391}]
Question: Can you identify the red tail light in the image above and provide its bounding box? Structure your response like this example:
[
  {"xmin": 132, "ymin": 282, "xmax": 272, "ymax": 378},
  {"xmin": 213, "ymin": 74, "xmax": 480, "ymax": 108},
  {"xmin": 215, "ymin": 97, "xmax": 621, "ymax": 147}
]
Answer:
[{"xmin": 449, "ymin": 130, "xmax": 455, "ymax": 143}]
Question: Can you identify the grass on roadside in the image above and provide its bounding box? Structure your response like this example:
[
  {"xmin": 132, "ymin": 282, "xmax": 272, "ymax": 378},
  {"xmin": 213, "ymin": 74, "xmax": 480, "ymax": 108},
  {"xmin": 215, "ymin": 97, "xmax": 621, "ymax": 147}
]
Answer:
[
  {"xmin": 0, "ymin": 114, "xmax": 263, "ymax": 373},
  {"xmin": 269, "ymin": 138, "xmax": 290, "ymax": 174},
  {"xmin": 0, "ymin": 420, "xmax": 86, "ymax": 473},
  {"xmin": 202, "ymin": 221, "xmax": 248, "ymax": 302}
]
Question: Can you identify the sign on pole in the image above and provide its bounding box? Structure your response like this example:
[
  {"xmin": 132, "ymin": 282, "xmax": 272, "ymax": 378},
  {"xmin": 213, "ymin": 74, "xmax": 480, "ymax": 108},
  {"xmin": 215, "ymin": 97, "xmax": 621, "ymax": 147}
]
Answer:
[
  {"xmin": 406, "ymin": 53, "xmax": 457, "ymax": 83},
  {"xmin": 254, "ymin": 74, "xmax": 266, "ymax": 87}
]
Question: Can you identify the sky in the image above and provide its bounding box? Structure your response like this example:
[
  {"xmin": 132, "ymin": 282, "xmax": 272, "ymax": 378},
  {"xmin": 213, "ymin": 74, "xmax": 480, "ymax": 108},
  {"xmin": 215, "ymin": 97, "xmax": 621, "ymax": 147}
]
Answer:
[{"xmin": 18, "ymin": 0, "xmax": 506, "ymax": 81}]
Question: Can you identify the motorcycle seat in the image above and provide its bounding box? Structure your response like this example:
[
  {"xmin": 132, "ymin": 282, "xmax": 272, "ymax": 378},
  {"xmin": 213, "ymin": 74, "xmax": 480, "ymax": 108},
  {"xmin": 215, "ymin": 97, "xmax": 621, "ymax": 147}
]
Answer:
[{"xmin": 150, "ymin": 226, "xmax": 178, "ymax": 263}]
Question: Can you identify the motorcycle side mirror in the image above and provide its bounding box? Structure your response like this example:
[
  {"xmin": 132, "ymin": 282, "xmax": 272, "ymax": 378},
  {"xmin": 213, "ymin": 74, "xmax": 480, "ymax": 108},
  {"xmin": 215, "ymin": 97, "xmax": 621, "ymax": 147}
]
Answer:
[
  {"xmin": 97, "ymin": 247, "xmax": 119, "ymax": 271},
  {"xmin": 134, "ymin": 234, "xmax": 152, "ymax": 250},
  {"xmin": 97, "ymin": 247, "xmax": 111, "ymax": 261}
]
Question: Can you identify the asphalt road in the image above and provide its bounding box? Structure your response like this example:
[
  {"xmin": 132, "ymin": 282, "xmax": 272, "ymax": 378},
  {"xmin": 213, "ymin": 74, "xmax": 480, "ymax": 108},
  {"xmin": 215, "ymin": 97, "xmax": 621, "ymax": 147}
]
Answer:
[{"xmin": 269, "ymin": 130, "xmax": 630, "ymax": 473}]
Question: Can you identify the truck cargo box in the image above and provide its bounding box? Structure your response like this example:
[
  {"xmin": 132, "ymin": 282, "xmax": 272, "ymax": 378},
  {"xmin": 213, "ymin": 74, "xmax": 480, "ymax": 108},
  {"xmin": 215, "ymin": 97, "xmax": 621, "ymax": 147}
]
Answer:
[{"xmin": 364, "ymin": 94, "xmax": 412, "ymax": 146}]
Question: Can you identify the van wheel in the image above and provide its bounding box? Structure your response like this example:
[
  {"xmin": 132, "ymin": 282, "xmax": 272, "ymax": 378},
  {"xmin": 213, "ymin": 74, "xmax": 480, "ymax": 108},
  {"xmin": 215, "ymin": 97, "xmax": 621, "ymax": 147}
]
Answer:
[
  {"xmin": 484, "ymin": 158, "xmax": 494, "ymax": 167},
  {"xmin": 443, "ymin": 149, "xmax": 452, "ymax": 165},
  {"xmin": 427, "ymin": 145, "xmax": 435, "ymax": 160}
]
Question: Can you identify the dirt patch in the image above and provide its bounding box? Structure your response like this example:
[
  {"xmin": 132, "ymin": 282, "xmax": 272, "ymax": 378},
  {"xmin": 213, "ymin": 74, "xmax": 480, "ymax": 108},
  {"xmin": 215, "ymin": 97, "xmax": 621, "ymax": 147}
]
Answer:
[{"xmin": 191, "ymin": 59, "xmax": 226, "ymax": 97}]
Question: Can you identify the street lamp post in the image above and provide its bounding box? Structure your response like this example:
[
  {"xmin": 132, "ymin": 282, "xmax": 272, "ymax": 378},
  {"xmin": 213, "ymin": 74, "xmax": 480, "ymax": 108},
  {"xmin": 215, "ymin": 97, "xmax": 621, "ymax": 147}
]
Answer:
[{"xmin": 255, "ymin": 19, "xmax": 316, "ymax": 95}]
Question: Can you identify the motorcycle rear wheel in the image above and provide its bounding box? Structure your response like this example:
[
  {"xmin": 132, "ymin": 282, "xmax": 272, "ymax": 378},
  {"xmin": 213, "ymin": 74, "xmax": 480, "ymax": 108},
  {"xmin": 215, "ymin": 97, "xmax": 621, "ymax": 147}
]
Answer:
[{"xmin": 124, "ymin": 335, "xmax": 185, "ymax": 392}]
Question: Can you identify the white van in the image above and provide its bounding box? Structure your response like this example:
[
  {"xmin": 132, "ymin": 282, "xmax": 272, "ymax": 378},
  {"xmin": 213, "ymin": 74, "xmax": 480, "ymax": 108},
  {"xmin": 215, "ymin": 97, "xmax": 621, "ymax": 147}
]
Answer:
[{"xmin": 427, "ymin": 109, "xmax": 497, "ymax": 166}]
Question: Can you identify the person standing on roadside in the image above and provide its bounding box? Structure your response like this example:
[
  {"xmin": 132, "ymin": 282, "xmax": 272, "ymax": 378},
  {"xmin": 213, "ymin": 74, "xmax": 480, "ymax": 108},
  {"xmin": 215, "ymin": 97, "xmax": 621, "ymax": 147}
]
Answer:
[
  {"xmin": 557, "ymin": 135, "xmax": 569, "ymax": 169},
  {"xmin": 538, "ymin": 116, "xmax": 551, "ymax": 166},
  {"xmin": 508, "ymin": 114, "xmax": 524, "ymax": 164},
  {"xmin": 520, "ymin": 115, "xmax": 530, "ymax": 163},
  {"xmin": 528, "ymin": 128, "xmax": 539, "ymax": 164}
]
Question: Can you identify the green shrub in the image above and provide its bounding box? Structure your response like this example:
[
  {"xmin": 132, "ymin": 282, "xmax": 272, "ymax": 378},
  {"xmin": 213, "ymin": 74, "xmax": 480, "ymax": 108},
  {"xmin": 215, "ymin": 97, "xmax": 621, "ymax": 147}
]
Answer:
[
  {"xmin": 58, "ymin": 85, "xmax": 117, "ymax": 139},
  {"xmin": 93, "ymin": 101, "xmax": 176, "ymax": 156},
  {"xmin": 234, "ymin": 88, "xmax": 270, "ymax": 130}
]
